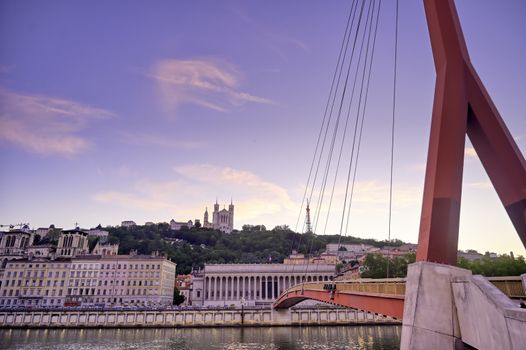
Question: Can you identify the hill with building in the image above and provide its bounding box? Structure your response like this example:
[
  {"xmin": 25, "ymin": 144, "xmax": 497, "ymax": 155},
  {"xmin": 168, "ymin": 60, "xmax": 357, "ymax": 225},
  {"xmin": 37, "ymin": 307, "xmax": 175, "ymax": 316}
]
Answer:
[{"xmin": 104, "ymin": 223, "xmax": 406, "ymax": 274}]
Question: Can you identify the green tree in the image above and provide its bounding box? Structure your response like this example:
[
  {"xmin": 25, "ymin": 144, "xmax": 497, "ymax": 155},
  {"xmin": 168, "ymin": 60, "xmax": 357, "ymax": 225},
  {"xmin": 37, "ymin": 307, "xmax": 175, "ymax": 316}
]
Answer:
[
  {"xmin": 88, "ymin": 237, "xmax": 100, "ymax": 252},
  {"xmin": 105, "ymin": 224, "xmax": 414, "ymax": 274},
  {"xmin": 361, "ymin": 253, "xmax": 415, "ymax": 278},
  {"xmin": 458, "ymin": 254, "xmax": 526, "ymax": 276},
  {"xmin": 173, "ymin": 288, "xmax": 186, "ymax": 305}
]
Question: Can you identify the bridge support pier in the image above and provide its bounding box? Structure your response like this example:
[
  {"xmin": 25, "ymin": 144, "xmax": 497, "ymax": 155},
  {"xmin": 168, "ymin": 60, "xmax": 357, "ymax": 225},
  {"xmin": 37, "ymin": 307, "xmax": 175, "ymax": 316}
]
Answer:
[
  {"xmin": 401, "ymin": 261, "xmax": 471, "ymax": 349},
  {"xmin": 401, "ymin": 262, "xmax": 526, "ymax": 350}
]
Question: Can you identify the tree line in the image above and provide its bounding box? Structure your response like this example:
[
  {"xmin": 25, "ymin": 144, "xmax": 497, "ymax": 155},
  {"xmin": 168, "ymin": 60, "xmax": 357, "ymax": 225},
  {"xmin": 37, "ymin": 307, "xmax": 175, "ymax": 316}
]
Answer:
[
  {"xmin": 360, "ymin": 252, "xmax": 526, "ymax": 278},
  {"xmin": 106, "ymin": 224, "xmax": 402, "ymax": 274}
]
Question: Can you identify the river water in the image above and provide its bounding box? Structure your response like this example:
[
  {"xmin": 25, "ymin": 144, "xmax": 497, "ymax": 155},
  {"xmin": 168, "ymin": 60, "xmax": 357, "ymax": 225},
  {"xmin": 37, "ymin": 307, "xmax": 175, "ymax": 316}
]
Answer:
[{"xmin": 0, "ymin": 326, "xmax": 400, "ymax": 350}]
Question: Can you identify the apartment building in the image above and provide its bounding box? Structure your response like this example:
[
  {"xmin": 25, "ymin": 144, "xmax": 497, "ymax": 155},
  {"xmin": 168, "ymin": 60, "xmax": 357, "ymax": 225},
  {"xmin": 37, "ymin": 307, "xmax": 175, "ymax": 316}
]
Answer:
[
  {"xmin": 0, "ymin": 254, "xmax": 176, "ymax": 308},
  {"xmin": 67, "ymin": 254, "xmax": 176, "ymax": 307},
  {"xmin": 0, "ymin": 258, "xmax": 71, "ymax": 308}
]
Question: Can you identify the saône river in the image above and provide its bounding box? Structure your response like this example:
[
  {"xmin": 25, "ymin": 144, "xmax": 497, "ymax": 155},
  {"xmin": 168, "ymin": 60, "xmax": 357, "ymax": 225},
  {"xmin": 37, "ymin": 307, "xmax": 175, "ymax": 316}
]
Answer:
[{"xmin": 0, "ymin": 325, "xmax": 401, "ymax": 350}]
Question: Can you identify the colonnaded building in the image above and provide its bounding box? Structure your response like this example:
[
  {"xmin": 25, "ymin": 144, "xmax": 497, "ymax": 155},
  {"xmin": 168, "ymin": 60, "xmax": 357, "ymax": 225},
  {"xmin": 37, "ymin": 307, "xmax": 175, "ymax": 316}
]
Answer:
[{"xmin": 191, "ymin": 263, "xmax": 336, "ymax": 307}]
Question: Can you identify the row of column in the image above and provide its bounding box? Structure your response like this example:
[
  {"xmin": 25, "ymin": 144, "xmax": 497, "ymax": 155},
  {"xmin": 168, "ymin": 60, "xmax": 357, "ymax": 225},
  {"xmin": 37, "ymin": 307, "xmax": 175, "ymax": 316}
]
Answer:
[{"xmin": 204, "ymin": 274, "xmax": 330, "ymax": 301}]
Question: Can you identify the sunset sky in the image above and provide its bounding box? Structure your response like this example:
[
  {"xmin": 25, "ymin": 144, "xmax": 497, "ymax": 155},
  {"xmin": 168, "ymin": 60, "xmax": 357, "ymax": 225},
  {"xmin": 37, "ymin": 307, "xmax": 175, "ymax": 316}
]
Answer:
[{"xmin": 1, "ymin": 0, "xmax": 525, "ymax": 256}]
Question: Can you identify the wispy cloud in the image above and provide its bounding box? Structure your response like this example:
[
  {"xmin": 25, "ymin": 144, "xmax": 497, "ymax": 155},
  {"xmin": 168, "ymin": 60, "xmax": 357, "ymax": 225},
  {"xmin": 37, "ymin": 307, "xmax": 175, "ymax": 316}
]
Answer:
[
  {"xmin": 0, "ymin": 88, "xmax": 113, "ymax": 156},
  {"xmin": 93, "ymin": 162, "xmax": 422, "ymax": 233},
  {"xmin": 150, "ymin": 58, "xmax": 272, "ymax": 115},
  {"xmin": 232, "ymin": 8, "xmax": 309, "ymax": 59},
  {"xmin": 93, "ymin": 163, "xmax": 296, "ymax": 224},
  {"xmin": 175, "ymin": 164, "xmax": 296, "ymax": 220}
]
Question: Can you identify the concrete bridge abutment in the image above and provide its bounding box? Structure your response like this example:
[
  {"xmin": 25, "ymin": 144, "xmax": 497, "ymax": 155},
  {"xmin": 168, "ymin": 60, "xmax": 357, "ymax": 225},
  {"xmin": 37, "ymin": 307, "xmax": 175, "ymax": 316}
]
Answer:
[
  {"xmin": 401, "ymin": 262, "xmax": 526, "ymax": 350},
  {"xmin": 401, "ymin": 261, "xmax": 468, "ymax": 349}
]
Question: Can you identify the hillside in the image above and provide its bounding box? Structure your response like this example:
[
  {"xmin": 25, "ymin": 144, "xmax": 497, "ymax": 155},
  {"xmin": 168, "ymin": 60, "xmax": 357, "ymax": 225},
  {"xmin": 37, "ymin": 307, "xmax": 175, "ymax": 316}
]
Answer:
[{"xmin": 105, "ymin": 224, "xmax": 403, "ymax": 274}]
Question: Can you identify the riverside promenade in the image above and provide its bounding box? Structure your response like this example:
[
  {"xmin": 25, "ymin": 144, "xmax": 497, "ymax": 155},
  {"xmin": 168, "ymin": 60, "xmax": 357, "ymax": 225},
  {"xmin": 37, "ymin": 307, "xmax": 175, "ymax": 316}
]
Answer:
[{"xmin": 0, "ymin": 306, "xmax": 399, "ymax": 328}]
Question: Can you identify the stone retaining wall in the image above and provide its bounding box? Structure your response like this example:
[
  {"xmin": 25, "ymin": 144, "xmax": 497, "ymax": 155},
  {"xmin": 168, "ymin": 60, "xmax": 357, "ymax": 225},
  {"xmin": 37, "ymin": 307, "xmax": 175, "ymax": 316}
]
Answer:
[{"xmin": 0, "ymin": 308, "xmax": 399, "ymax": 328}]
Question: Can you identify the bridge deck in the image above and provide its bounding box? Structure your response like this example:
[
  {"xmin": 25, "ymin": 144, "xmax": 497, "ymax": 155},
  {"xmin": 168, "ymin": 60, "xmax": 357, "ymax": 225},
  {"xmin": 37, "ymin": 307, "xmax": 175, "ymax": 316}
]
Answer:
[{"xmin": 272, "ymin": 276, "xmax": 524, "ymax": 320}]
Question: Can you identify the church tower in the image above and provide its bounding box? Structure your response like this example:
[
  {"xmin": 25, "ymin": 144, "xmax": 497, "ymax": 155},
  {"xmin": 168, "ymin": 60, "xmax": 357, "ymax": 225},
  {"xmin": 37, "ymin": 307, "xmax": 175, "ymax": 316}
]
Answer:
[
  {"xmin": 203, "ymin": 207, "xmax": 212, "ymax": 228},
  {"xmin": 228, "ymin": 199, "xmax": 234, "ymax": 229},
  {"xmin": 209, "ymin": 198, "xmax": 234, "ymax": 233},
  {"xmin": 213, "ymin": 199, "xmax": 219, "ymax": 226}
]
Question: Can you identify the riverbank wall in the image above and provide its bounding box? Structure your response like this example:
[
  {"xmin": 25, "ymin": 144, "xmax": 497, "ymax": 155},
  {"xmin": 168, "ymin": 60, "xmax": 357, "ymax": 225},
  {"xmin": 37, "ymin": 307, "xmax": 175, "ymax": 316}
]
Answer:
[{"xmin": 0, "ymin": 307, "xmax": 400, "ymax": 328}]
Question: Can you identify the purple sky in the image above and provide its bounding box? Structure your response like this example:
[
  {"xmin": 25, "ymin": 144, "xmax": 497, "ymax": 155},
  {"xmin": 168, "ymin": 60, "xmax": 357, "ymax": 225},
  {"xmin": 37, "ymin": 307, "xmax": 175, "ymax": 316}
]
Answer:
[{"xmin": 1, "ymin": 0, "xmax": 525, "ymax": 256}]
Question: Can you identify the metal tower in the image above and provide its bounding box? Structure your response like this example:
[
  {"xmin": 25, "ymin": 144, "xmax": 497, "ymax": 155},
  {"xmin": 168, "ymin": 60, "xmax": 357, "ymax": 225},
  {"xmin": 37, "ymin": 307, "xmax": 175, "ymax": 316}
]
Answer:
[{"xmin": 305, "ymin": 199, "xmax": 313, "ymax": 234}]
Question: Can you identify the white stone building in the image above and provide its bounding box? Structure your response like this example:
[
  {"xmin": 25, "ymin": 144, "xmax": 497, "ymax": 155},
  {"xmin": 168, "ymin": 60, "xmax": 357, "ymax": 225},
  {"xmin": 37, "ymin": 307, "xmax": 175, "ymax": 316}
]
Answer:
[
  {"xmin": 191, "ymin": 263, "xmax": 335, "ymax": 307},
  {"xmin": 85, "ymin": 228, "xmax": 109, "ymax": 238},
  {"xmin": 203, "ymin": 200, "xmax": 234, "ymax": 233},
  {"xmin": 0, "ymin": 253, "xmax": 176, "ymax": 308},
  {"xmin": 92, "ymin": 241, "xmax": 119, "ymax": 256},
  {"xmin": 325, "ymin": 243, "xmax": 376, "ymax": 260},
  {"xmin": 0, "ymin": 228, "xmax": 34, "ymax": 260},
  {"xmin": 121, "ymin": 221, "xmax": 136, "ymax": 228},
  {"xmin": 0, "ymin": 258, "xmax": 72, "ymax": 308},
  {"xmin": 170, "ymin": 219, "xmax": 193, "ymax": 231},
  {"xmin": 56, "ymin": 229, "xmax": 89, "ymax": 258},
  {"xmin": 26, "ymin": 245, "xmax": 54, "ymax": 258},
  {"xmin": 66, "ymin": 254, "xmax": 176, "ymax": 307}
]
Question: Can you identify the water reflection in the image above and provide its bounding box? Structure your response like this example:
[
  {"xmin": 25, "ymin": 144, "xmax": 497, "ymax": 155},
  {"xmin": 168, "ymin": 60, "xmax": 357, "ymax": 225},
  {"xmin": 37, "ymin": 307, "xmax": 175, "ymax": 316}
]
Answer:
[{"xmin": 0, "ymin": 326, "xmax": 401, "ymax": 350}]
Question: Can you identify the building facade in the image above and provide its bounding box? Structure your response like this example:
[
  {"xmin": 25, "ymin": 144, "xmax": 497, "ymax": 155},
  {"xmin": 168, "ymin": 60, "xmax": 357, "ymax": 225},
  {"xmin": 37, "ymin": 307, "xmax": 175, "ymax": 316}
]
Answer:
[
  {"xmin": 121, "ymin": 221, "xmax": 137, "ymax": 228},
  {"xmin": 65, "ymin": 254, "xmax": 176, "ymax": 307},
  {"xmin": 0, "ymin": 229, "xmax": 34, "ymax": 259},
  {"xmin": 203, "ymin": 200, "xmax": 234, "ymax": 233},
  {"xmin": 283, "ymin": 251, "xmax": 339, "ymax": 265},
  {"xmin": 191, "ymin": 263, "xmax": 335, "ymax": 307},
  {"xmin": 175, "ymin": 274, "xmax": 192, "ymax": 305},
  {"xmin": 56, "ymin": 229, "xmax": 89, "ymax": 258},
  {"xmin": 0, "ymin": 254, "xmax": 176, "ymax": 308},
  {"xmin": 92, "ymin": 242, "xmax": 119, "ymax": 256},
  {"xmin": 169, "ymin": 219, "xmax": 194, "ymax": 231},
  {"xmin": 0, "ymin": 258, "xmax": 71, "ymax": 308},
  {"xmin": 85, "ymin": 228, "xmax": 109, "ymax": 239}
]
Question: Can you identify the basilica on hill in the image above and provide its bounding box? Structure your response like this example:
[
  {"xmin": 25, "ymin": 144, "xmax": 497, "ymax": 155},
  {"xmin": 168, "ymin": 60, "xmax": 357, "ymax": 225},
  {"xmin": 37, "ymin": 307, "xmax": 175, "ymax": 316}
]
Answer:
[{"xmin": 203, "ymin": 200, "xmax": 234, "ymax": 234}]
